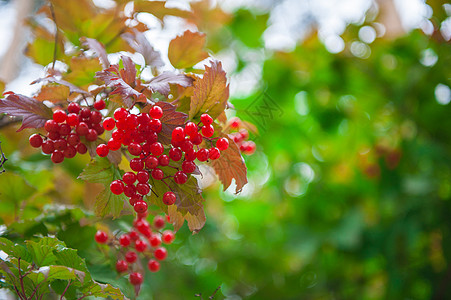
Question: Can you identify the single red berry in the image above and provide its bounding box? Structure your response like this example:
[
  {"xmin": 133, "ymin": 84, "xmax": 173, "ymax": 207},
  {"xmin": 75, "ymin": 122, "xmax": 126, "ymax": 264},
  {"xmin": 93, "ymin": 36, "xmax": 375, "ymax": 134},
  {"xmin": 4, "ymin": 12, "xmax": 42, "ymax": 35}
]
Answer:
[
  {"xmin": 200, "ymin": 113, "xmax": 213, "ymax": 125},
  {"xmin": 184, "ymin": 148, "xmax": 197, "ymax": 161},
  {"xmin": 154, "ymin": 247, "xmax": 167, "ymax": 260},
  {"xmin": 135, "ymin": 239, "xmax": 147, "ymax": 252},
  {"xmin": 129, "ymin": 195, "xmax": 143, "ymax": 206},
  {"xmin": 137, "ymin": 171, "xmax": 150, "ymax": 183},
  {"xmin": 76, "ymin": 143, "xmax": 88, "ymax": 154},
  {"xmin": 129, "ymin": 272, "xmax": 143, "ymax": 285},
  {"xmin": 209, "ymin": 147, "xmax": 220, "ymax": 160},
  {"xmin": 216, "ymin": 137, "xmax": 229, "ymax": 151},
  {"xmin": 66, "ymin": 113, "xmax": 79, "ymax": 126},
  {"xmin": 51, "ymin": 150, "xmax": 64, "ymax": 163},
  {"xmin": 123, "ymin": 172, "xmax": 137, "ymax": 185},
  {"xmin": 80, "ymin": 108, "xmax": 91, "ymax": 118},
  {"xmin": 93, "ymin": 123, "xmax": 105, "ymax": 135},
  {"xmin": 134, "ymin": 219, "xmax": 150, "ymax": 232},
  {"xmin": 75, "ymin": 122, "xmax": 89, "ymax": 136},
  {"xmin": 67, "ymin": 102, "xmax": 80, "ymax": 114},
  {"xmin": 29, "ymin": 134, "xmax": 43, "ymax": 148},
  {"xmin": 201, "ymin": 124, "xmax": 214, "ymax": 138},
  {"xmin": 153, "ymin": 215, "xmax": 165, "ymax": 229},
  {"xmin": 136, "ymin": 183, "xmax": 151, "ymax": 195},
  {"xmin": 94, "ymin": 230, "xmax": 108, "ymax": 243},
  {"xmin": 58, "ymin": 124, "xmax": 71, "ymax": 136},
  {"xmin": 145, "ymin": 156, "xmax": 159, "ymax": 169},
  {"xmin": 53, "ymin": 110, "xmax": 67, "ymax": 123},
  {"xmin": 85, "ymin": 129, "xmax": 98, "ymax": 142},
  {"xmin": 107, "ymin": 138, "xmax": 121, "ymax": 151},
  {"xmin": 239, "ymin": 128, "xmax": 249, "ymax": 140},
  {"xmin": 184, "ymin": 122, "xmax": 198, "ymax": 136},
  {"xmin": 110, "ymin": 180, "xmax": 125, "ymax": 195},
  {"xmin": 45, "ymin": 119, "xmax": 59, "ymax": 132},
  {"xmin": 129, "ymin": 231, "xmax": 140, "ymax": 241},
  {"xmin": 149, "ymin": 233, "xmax": 162, "ymax": 247},
  {"xmin": 96, "ymin": 144, "xmax": 109, "ymax": 157},
  {"xmin": 125, "ymin": 251, "xmax": 137, "ymax": 263},
  {"xmin": 151, "ymin": 168, "xmax": 164, "ymax": 180},
  {"xmin": 169, "ymin": 148, "xmax": 182, "ymax": 161},
  {"xmin": 146, "ymin": 131, "xmax": 158, "ymax": 144},
  {"xmin": 116, "ymin": 260, "xmax": 128, "ymax": 273},
  {"xmin": 147, "ymin": 259, "xmax": 160, "ymax": 272},
  {"xmin": 149, "ymin": 105, "xmax": 163, "ymax": 119},
  {"xmin": 158, "ymin": 154, "xmax": 170, "ymax": 166},
  {"xmin": 90, "ymin": 111, "xmax": 102, "ymax": 124},
  {"xmin": 130, "ymin": 158, "xmax": 144, "ymax": 172},
  {"xmin": 190, "ymin": 132, "xmax": 203, "ymax": 145},
  {"xmin": 47, "ymin": 131, "xmax": 61, "ymax": 140},
  {"xmin": 54, "ymin": 139, "xmax": 68, "ymax": 151},
  {"xmin": 119, "ymin": 234, "xmax": 131, "ymax": 247},
  {"xmin": 114, "ymin": 108, "xmax": 128, "ymax": 120},
  {"xmin": 182, "ymin": 161, "xmax": 196, "ymax": 173},
  {"xmin": 162, "ymin": 230, "xmax": 175, "ymax": 244},
  {"xmin": 63, "ymin": 146, "xmax": 77, "ymax": 158},
  {"xmin": 244, "ymin": 141, "xmax": 256, "ymax": 155},
  {"xmin": 138, "ymin": 113, "xmax": 151, "ymax": 125},
  {"xmin": 196, "ymin": 148, "xmax": 208, "ymax": 161},
  {"xmin": 149, "ymin": 119, "xmax": 162, "ymax": 132},
  {"xmin": 150, "ymin": 142, "xmax": 164, "ymax": 156},
  {"xmin": 134, "ymin": 201, "xmax": 148, "ymax": 213},
  {"xmin": 180, "ymin": 140, "xmax": 194, "ymax": 153},
  {"xmin": 124, "ymin": 184, "xmax": 137, "ymax": 197},
  {"xmin": 112, "ymin": 129, "xmax": 123, "ymax": 142},
  {"xmin": 174, "ymin": 171, "xmax": 188, "ymax": 184},
  {"xmin": 42, "ymin": 140, "xmax": 55, "ymax": 154},
  {"xmin": 125, "ymin": 114, "xmax": 139, "ymax": 130},
  {"xmin": 172, "ymin": 127, "xmax": 185, "ymax": 142},
  {"xmin": 93, "ymin": 99, "xmax": 106, "ymax": 110},
  {"xmin": 103, "ymin": 117, "xmax": 115, "ymax": 131},
  {"xmin": 128, "ymin": 143, "xmax": 142, "ymax": 156},
  {"xmin": 67, "ymin": 134, "xmax": 80, "ymax": 146},
  {"xmin": 163, "ymin": 191, "xmax": 176, "ymax": 205}
]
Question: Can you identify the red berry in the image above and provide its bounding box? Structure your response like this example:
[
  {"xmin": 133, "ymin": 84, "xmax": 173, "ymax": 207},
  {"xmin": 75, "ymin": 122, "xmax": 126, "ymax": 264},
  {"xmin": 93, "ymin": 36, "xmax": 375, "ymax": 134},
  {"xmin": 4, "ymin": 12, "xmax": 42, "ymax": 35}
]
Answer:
[
  {"xmin": 239, "ymin": 128, "xmax": 249, "ymax": 140},
  {"xmin": 29, "ymin": 134, "xmax": 43, "ymax": 148},
  {"xmin": 154, "ymin": 247, "xmax": 167, "ymax": 260},
  {"xmin": 138, "ymin": 113, "xmax": 151, "ymax": 125},
  {"xmin": 184, "ymin": 148, "xmax": 197, "ymax": 161},
  {"xmin": 172, "ymin": 127, "xmax": 185, "ymax": 142},
  {"xmin": 51, "ymin": 150, "xmax": 64, "ymax": 163},
  {"xmin": 93, "ymin": 99, "xmax": 106, "ymax": 110},
  {"xmin": 169, "ymin": 148, "xmax": 182, "ymax": 161},
  {"xmin": 116, "ymin": 260, "xmax": 128, "ymax": 273},
  {"xmin": 63, "ymin": 146, "xmax": 77, "ymax": 158},
  {"xmin": 200, "ymin": 113, "xmax": 213, "ymax": 125},
  {"xmin": 201, "ymin": 124, "xmax": 214, "ymax": 137},
  {"xmin": 76, "ymin": 122, "xmax": 89, "ymax": 136},
  {"xmin": 94, "ymin": 230, "xmax": 108, "ymax": 243},
  {"xmin": 130, "ymin": 158, "xmax": 144, "ymax": 172},
  {"xmin": 58, "ymin": 124, "xmax": 71, "ymax": 136},
  {"xmin": 47, "ymin": 131, "xmax": 61, "ymax": 140},
  {"xmin": 129, "ymin": 195, "xmax": 143, "ymax": 206},
  {"xmin": 129, "ymin": 272, "xmax": 143, "ymax": 285},
  {"xmin": 190, "ymin": 133, "xmax": 203, "ymax": 145},
  {"xmin": 129, "ymin": 231, "xmax": 140, "ymax": 241},
  {"xmin": 85, "ymin": 129, "xmax": 98, "ymax": 141},
  {"xmin": 149, "ymin": 233, "xmax": 162, "ymax": 247},
  {"xmin": 158, "ymin": 154, "xmax": 170, "ymax": 166},
  {"xmin": 125, "ymin": 114, "xmax": 138, "ymax": 130},
  {"xmin": 96, "ymin": 144, "xmax": 109, "ymax": 157},
  {"xmin": 42, "ymin": 140, "xmax": 54, "ymax": 154},
  {"xmin": 163, "ymin": 191, "xmax": 176, "ymax": 205},
  {"xmin": 76, "ymin": 143, "xmax": 87, "ymax": 154},
  {"xmin": 244, "ymin": 141, "xmax": 256, "ymax": 155},
  {"xmin": 45, "ymin": 119, "xmax": 59, "ymax": 132},
  {"xmin": 216, "ymin": 137, "xmax": 229, "ymax": 151},
  {"xmin": 128, "ymin": 143, "xmax": 142, "ymax": 156},
  {"xmin": 90, "ymin": 111, "xmax": 102, "ymax": 124},
  {"xmin": 134, "ymin": 201, "xmax": 148, "ymax": 213},
  {"xmin": 114, "ymin": 108, "xmax": 128, "ymax": 120},
  {"xmin": 80, "ymin": 108, "xmax": 91, "ymax": 118},
  {"xmin": 125, "ymin": 251, "xmax": 137, "ymax": 263},
  {"xmin": 162, "ymin": 230, "xmax": 175, "ymax": 244},
  {"xmin": 196, "ymin": 148, "xmax": 208, "ymax": 161},
  {"xmin": 66, "ymin": 113, "xmax": 79, "ymax": 126},
  {"xmin": 67, "ymin": 134, "xmax": 80, "ymax": 146},
  {"xmin": 137, "ymin": 171, "xmax": 150, "ymax": 183},
  {"xmin": 182, "ymin": 161, "xmax": 196, "ymax": 173},
  {"xmin": 110, "ymin": 180, "xmax": 124, "ymax": 195},
  {"xmin": 67, "ymin": 102, "xmax": 80, "ymax": 114},
  {"xmin": 174, "ymin": 171, "xmax": 188, "ymax": 184},
  {"xmin": 135, "ymin": 239, "xmax": 147, "ymax": 252},
  {"xmin": 124, "ymin": 184, "xmax": 137, "ymax": 197},
  {"xmin": 209, "ymin": 147, "xmax": 220, "ymax": 160},
  {"xmin": 149, "ymin": 105, "xmax": 163, "ymax": 119},
  {"xmin": 145, "ymin": 156, "xmax": 159, "ymax": 169},
  {"xmin": 180, "ymin": 140, "xmax": 193, "ymax": 153},
  {"xmin": 150, "ymin": 142, "xmax": 164, "ymax": 156},
  {"xmin": 103, "ymin": 117, "xmax": 115, "ymax": 131},
  {"xmin": 147, "ymin": 259, "xmax": 160, "ymax": 272},
  {"xmin": 136, "ymin": 183, "xmax": 151, "ymax": 195},
  {"xmin": 185, "ymin": 122, "xmax": 198, "ymax": 136},
  {"xmin": 93, "ymin": 123, "xmax": 105, "ymax": 135},
  {"xmin": 53, "ymin": 110, "xmax": 67, "ymax": 123},
  {"xmin": 119, "ymin": 234, "xmax": 131, "ymax": 247},
  {"xmin": 107, "ymin": 138, "xmax": 121, "ymax": 151},
  {"xmin": 54, "ymin": 139, "xmax": 68, "ymax": 151},
  {"xmin": 146, "ymin": 131, "xmax": 158, "ymax": 143},
  {"xmin": 149, "ymin": 119, "xmax": 162, "ymax": 132},
  {"xmin": 153, "ymin": 215, "xmax": 165, "ymax": 229},
  {"xmin": 151, "ymin": 168, "xmax": 164, "ymax": 180},
  {"xmin": 123, "ymin": 172, "xmax": 137, "ymax": 185}
]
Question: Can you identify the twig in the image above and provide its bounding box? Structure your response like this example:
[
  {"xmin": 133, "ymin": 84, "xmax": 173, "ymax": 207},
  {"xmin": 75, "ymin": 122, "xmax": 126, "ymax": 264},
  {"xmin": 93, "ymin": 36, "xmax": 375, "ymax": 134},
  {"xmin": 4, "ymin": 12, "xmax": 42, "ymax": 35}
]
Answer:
[
  {"xmin": 209, "ymin": 286, "xmax": 221, "ymax": 299},
  {"xmin": 28, "ymin": 283, "xmax": 41, "ymax": 300},
  {"xmin": 49, "ymin": 3, "xmax": 58, "ymax": 70},
  {"xmin": 60, "ymin": 280, "xmax": 71, "ymax": 300},
  {"xmin": 17, "ymin": 258, "xmax": 26, "ymax": 298},
  {"xmin": 0, "ymin": 141, "xmax": 7, "ymax": 173}
]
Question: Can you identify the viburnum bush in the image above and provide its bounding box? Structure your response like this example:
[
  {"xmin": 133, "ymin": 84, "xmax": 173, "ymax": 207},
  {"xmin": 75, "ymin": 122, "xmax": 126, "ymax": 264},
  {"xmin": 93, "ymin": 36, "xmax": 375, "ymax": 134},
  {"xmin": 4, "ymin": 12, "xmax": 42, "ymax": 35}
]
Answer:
[{"xmin": 0, "ymin": 0, "xmax": 256, "ymax": 298}]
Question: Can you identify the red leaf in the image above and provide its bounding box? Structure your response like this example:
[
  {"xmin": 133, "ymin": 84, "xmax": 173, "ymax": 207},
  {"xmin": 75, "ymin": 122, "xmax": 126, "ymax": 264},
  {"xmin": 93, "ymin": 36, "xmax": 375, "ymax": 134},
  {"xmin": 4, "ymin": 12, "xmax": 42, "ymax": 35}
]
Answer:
[
  {"xmin": 122, "ymin": 30, "xmax": 164, "ymax": 68},
  {"xmin": 145, "ymin": 71, "xmax": 194, "ymax": 96},
  {"xmin": 80, "ymin": 37, "xmax": 110, "ymax": 68},
  {"xmin": 0, "ymin": 93, "xmax": 53, "ymax": 132},
  {"xmin": 209, "ymin": 134, "xmax": 248, "ymax": 193},
  {"xmin": 189, "ymin": 60, "xmax": 229, "ymax": 119}
]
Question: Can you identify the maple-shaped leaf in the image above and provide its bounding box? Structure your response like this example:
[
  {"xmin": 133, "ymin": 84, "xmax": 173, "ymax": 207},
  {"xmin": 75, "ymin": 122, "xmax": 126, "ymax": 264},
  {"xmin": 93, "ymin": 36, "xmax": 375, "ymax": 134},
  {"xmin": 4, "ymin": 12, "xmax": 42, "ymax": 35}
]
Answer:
[
  {"xmin": 168, "ymin": 205, "xmax": 206, "ymax": 233},
  {"xmin": 95, "ymin": 56, "xmax": 146, "ymax": 108},
  {"xmin": 35, "ymin": 84, "xmax": 70, "ymax": 103},
  {"xmin": 0, "ymin": 93, "xmax": 53, "ymax": 132},
  {"xmin": 145, "ymin": 71, "xmax": 194, "ymax": 96},
  {"xmin": 80, "ymin": 37, "xmax": 110, "ymax": 68},
  {"xmin": 122, "ymin": 30, "xmax": 164, "ymax": 68},
  {"xmin": 168, "ymin": 30, "xmax": 209, "ymax": 69},
  {"xmin": 209, "ymin": 134, "xmax": 248, "ymax": 193},
  {"xmin": 133, "ymin": 0, "xmax": 192, "ymax": 22},
  {"xmin": 189, "ymin": 60, "xmax": 229, "ymax": 119},
  {"xmin": 64, "ymin": 56, "xmax": 102, "ymax": 88},
  {"xmin": 31, "ymin": 76, "xmax": 88, "ymax": 95},
  {"xmin": 78, "ymin": 157, "xmax": 129, "ymax": 218},
  {"xmin": 143, "ymin": 101, "xmax": 187, "ymax": 145}
]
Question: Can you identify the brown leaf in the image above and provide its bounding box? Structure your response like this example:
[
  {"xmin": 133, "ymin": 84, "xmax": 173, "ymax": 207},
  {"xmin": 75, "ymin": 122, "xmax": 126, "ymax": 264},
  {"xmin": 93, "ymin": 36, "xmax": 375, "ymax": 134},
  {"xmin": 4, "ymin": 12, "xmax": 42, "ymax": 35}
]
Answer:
[
  {"xmin": 35, "ymin": 84, "xmax": 70, "ymax": 103},
  {"xmin": 145, "ymin": 71, "xmax": 194, "ymax": 96},
  {"xmin": 189, "ymin": 60, "xmax": 229, "ymax": 119},
  {"xmin": 168, "ymin": 205, "xmax": 206, "ymax": 233},
  {"xmin": 209, "ymin": 134, "xmax": 248, "ymax": 193},
  {"xmin": 133, "ymin": 1, "xmax": 193, "ymax": 21},
  {"xmin": 122, "ymin": 30, "xmax": 164, "ymax": 68},
  {"xmin": 0, "ymin": 81, "xmax": 4, "ymax": 97},
  {"xmin": 168, "ymin": 30, "xmax": 209, "ymax": 69},
  {"xmin": 31, "ymin": 76, "xmax": 88, "ymax": 95},
  {"xmin": 0, "ymin": 93, "xmax": 53, "ymax": 132},
  {"xmin": 80, "ymin": 37, "xmax": 110, "ymax": 68}
]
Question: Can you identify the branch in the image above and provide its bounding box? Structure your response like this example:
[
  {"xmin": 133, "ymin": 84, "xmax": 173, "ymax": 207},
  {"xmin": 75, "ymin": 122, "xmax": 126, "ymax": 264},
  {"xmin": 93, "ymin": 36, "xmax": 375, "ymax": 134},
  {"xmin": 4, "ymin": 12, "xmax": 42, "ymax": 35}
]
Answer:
[
  {"xmin": 49, "ymin": 3, "xmax": 59, "ymax": 70},
  {"xmin": 0, "ymin": 140, "xmax": 7, "ymax": 174},
  {"xmin": 60, "ymin": 280, "xmax": 71, "ymax": 300},
  {"xmin": 195, "ymin": 286, "xmax": 221, "ymax": 300}
]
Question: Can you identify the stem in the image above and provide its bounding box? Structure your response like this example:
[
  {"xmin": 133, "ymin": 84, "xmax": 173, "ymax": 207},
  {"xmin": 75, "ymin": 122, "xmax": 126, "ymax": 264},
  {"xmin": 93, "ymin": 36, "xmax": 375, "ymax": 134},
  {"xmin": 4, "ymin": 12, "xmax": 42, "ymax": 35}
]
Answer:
[
  {"xmin": 60, "ymin": 280, "xmax": 71, "ymax": 300},
  {"xmin": 17, "ymin": 258, "xmax": 26, "ymax": 298},
  {"xmin": 209, "ymin": 286, "xmax": 221, "ymax": 299},
  {"xmin": 28, "ymin": 283, "xmax": 41, "ymax": 300},
  {"xmin": 49, "ymin": 3, "xmax": 58, "ymax": 70},
  {"xmin": 161, "ymin": 179, "xmax": 174, "ymax": 193}
]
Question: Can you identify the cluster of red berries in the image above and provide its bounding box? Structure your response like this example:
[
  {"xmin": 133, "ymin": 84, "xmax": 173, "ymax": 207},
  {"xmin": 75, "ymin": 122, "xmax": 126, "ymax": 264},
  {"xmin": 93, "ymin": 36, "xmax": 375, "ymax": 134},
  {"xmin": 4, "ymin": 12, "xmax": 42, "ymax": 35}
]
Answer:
[
  {"xmin": 28, "ymin": 100, "xmax": 107, "ymax": 163},
  {"xmin": 228, "ymin": 117, "xmax": 256, "ymax": 155},
  {"xmin": 94, "ymin": 214, "xmax": 174, "ymax": 287},
  {"xmin": 98, "ymin": 108, "xmax": 230, "ymax": 213}
]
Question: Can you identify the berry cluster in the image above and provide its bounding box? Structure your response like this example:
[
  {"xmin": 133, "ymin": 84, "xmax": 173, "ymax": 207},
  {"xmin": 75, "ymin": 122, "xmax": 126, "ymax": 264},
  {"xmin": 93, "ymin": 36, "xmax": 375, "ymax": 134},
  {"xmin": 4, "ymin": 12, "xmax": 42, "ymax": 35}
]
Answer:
[
  {"xmin": 228, "ymin": 117, "xmax": 256, "ymax": 155},
  {"xmin": 98, "ymin": 108, "xmax": 229, "ymax": 213},
  {"xmin": 94, "ymin": 214, "xmax": 174, "ymax": 287},
  {"xmin": 28, "ymin": 100, "xmax": 107, "ymax": 163}
]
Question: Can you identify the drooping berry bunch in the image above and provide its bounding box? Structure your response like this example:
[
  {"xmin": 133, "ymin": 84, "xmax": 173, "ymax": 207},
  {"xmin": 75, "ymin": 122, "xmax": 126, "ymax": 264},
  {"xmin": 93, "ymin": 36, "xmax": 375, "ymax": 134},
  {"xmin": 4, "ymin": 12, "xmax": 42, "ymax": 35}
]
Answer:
[
  {"xmin": 28, "ymin": 99, "xmax": 107, "ymax": 163},
  {"xmin": 228, "ymin": 117, "xmax": 256, "ymax": 155},
  {"xmin": 98, "ymin": 107, "xmax": 230, "ymax": 214},
  {"xmin": 94, "ymin": 213, "xmax": 175, "ymax": 287}
]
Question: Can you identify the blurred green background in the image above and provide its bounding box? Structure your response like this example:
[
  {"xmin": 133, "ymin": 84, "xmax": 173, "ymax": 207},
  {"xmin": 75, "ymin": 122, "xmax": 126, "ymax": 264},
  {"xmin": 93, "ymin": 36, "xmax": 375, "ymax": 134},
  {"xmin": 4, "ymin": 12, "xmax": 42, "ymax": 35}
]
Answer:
[{"xmin": 1, "ymin": 0, "xmax": 451, "ymax": 299}]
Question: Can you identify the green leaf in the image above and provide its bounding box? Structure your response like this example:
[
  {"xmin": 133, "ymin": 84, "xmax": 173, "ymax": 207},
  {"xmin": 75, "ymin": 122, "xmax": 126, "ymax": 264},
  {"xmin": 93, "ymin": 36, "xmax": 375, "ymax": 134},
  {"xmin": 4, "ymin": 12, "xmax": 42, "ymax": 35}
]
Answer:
[
  {"xmin": 168, "ymin": 30, "xmax": 209, "ymax": 69},
  {"xmin": 64, "ymin": 56, "xmax": 102, "ymax": 88},
  {"xmin": 80, "ymin": 281, "xmax": 124, "ymax": 299},
  {"xmin": 53, "ymin": 247, "xmax": 91, "ymax": 283},
  {"xmin": 189, "ymin": 60, "xmax": 229, "ymax": 119},
  {"xmin": 26, "ymin": 237, "xmax": 64, "ymax": 267},
  {"xmin": 0, "ymin": 238, "xmax": 32, "ymax": 263}
]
